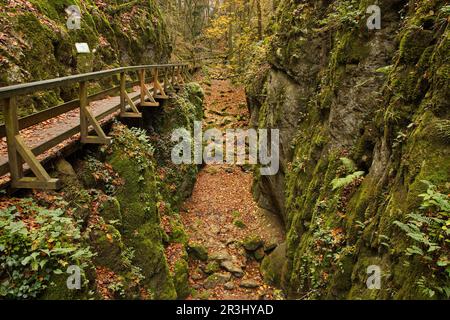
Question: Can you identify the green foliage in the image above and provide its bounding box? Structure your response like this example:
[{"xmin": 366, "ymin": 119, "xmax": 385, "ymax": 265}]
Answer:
[
  {"xmin": 167, "ymin": 218, "xmax": 188, "ymax": 244},
  {"xmin": 129, "ymin": 127, "xmax": 156, "ymax": 156},
  {"xmin": 375, "ymin": 65, "xmax": 394, "ymax": 75},
  {"xmin": 120, "ymin": 247, "xmax": 145, "ymax": 288},
  {"xmin": 339, "ymin": 157, "xmax": 356, "ymax": 172},
  {"xmin": 84, "ymin": 156, "xmax": 123, "ymax": 195},
  {"xmin": 394, "ymin": 181, "xmax": 450, "ymax": 298},
  {"xmin": 330, "ymin": 158, "xmax": 365, "ymax": 191},
  {"xmin": 295, "ymin": 217, "xmax": 354, "ymax": 298},
  {"xmin": 331, "ymin": 171, "xmax": 365, "ymax": 190},
  {"xmin": 108, "ymin": 123, "xmax": 156, "ymax": 183},
  {"xmin": 319, "ymin": 0, "xmax": 363, "ymax": 30},
  {"xmin": 440, "ymin": 5, "xmax": 450, "ymax": 15},
  {"xmin": 187, "ymin": 243, "xmax": 208, "ymax": 261},
  {"xmin": 433, "ymin": 120, "xmax": 450, "ymax": 143},
  {"xmin": 0, "ymin": 199, "xmax": 94, "ymax": 299},
  {"xmin": 233, "ymin": 219, "xmax": 246, "ymax": 229}
]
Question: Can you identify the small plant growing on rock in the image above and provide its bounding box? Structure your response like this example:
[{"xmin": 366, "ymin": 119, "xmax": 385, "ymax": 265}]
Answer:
[
  {"xmin": 393, "ymin": 181, "xmax": 450, "ymax": 298},
  {"xmin": 331, "ymin": 158, "xmax": 365, "ymax": 190}
]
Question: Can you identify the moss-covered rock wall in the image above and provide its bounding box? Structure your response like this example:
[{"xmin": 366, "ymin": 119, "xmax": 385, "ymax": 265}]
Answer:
[
  {"xmin": 249, "ymin": 0, "xmax": 449, "ymax": 299},
  {"xmin": 0, "ymin": 0, "xmax": 171, "ymax": 117}
]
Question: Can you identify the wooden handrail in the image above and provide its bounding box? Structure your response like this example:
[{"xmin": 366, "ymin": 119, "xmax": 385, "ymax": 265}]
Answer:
[
  {"xmin": 0, "ymin": 74, "xmax": 162, "ymax": 138},
  {"xmin": 0, "ymin": 63, "xmax": 187, "ymax": 100}
]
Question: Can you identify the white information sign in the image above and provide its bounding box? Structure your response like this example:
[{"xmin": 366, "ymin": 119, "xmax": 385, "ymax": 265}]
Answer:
[{"xmin": 75, "ymin": 43, "xmax": 90, "ymax": 54}]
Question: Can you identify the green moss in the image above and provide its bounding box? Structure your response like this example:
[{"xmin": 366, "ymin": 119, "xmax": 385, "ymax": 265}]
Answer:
[
  {"xmin": 254, "ymin": 247, "xmax": 266, "ymax": 261},
  {"xmin": 15, "ymin": 13, "xmax": 60, "ymax": 79},
  {"xmin": 103, "ymin": 124, "xmax": 176, "ymax": 299},
  {"xmin": 168, "ymin": 218, "xmax": 189, "ymax": 244},
  {"xmin": 399, "ymin": 27, "xmax": 434, "ymax": 65},
  {"xmin": 326, "ymin": 251, "xmax": 355, "ymax": 299},
  {"xmin": 99, "ymin": 197, "xmax": 122, "ymax": 224},
  {"xmin": 162, "ymin": 83, "xmax": 204, "ymax": 133},
  {"xmin": 334, "ymin": 32, "xmax": 370, "ymax": 66},
  {"xmin": 233, "ymin": 219, "xmax": 246, "ymax": 229},
  {"xmin": 205, "ymin": 261, "xmax": 220, "ymax": 274},
  {"xmin": 109, "ymin": 155, "xmax": 157, "ymax": 231},
  {"xmin": 40, "ymin": 272, "xmax": 94, "ymax": 300},
  {"xmin": 187, "ymin": 243, "xmax": 208, "ymax": 261},
  {"xmin": 131, "ymin": 222, "xmax": 176, "ymax": 300},
  {"xmin": 91, "ymin": 223, "xmax": 125, "ymax": 272},
  {"xmin": 242, "ymin": 235, "xmax": 264, "ymax": 251},
  {"xmin": 173, "ymin": 259, "xmax": 190, "ymax": 299}
]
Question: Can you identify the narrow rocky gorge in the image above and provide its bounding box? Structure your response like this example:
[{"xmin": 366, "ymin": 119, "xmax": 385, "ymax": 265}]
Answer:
[
  {"xmin": 176, "ymin": 70, "xmax": 285, "ymax": 300},
  {"xmin": 0, "ymin": 0, "xmax": 448, "ymax": 302}
]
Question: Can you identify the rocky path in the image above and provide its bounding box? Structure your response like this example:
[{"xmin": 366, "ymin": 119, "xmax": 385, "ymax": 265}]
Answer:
[{"xmin": 181, "ymin": 70, "xmax": 285, "ymax": 300}]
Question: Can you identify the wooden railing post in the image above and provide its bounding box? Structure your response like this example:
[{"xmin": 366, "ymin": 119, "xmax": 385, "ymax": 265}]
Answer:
[
  {"xmin": 162, "ymin": 68, "xmax": 169, "ymax": 94},
  {"xmin": 182, "ymin": 66, "xmax": 187, "ymax": 80},
  {"xmin": 120, "ymin": 72, "xmax": 142, "ymax": 118},
  {"xmin": 79, "ymin": 81, "xmax": 112, "ymax": 144},
  {"xmin": 184, "ymin": 65, "xmax": 191, "ymax": 81},
  {"xmin": 120, "ymin": 72, "xmax": 126, "ymax": 114},
  {"xmin": 3, "ymin": 97, "xmax": 60, "ymax": 189},
  {"xmin": 153, "ymin": 67, "xmax": 168, "ymax": 99},
  {"xmin": 79, "ymin": 81, "xmax": 88, "ymax": 139},
  {"xmin": 139, "ymin": 70, "xmax": 146, "ymax": 104},
  {"xmin": 171, "ymin": 66, "xmax": 176, "ymax": 88},
  {"xmin": 177, "ymin": 66, "xmax": 185, "ymax": 85},
  {"xmin": 139, "ymin": 68, "xmax": 159, "ymax": 107},
  {"xmin": 3, "ymin": 97, "xmax": 23, "ymax": 182}
]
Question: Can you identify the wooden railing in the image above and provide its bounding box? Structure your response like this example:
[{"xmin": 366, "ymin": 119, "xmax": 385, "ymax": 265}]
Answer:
[{"xmin": 0, "ymin": 63, "xmax": 191, "ymax": 190}]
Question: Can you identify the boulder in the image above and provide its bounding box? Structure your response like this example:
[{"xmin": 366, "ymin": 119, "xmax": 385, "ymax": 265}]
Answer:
[
  {"xmin": 187, "ymin": 243, "xmax": 208, "ymax": 261},
  {"xmin": 173, "ymin": 259, "xmax": 191, "ymax": 299},
  {"xmin": 204, "ymin": 261, "xmax": 220, "ymax": 274},
  {"xmin": 260, "ymin": 242, "xmax": 287, "ymax": 288},
  {"xmin": 254, "ymin": 247, "xmax": 266, "ymax": 261},
  {"xmin": 240, "ymin": 279, "xmax": 260, "ymax": 289},
  {"xmin": 242, "ymin": 235, "xmax": 264, "ymax": 251},
  {"xmin": 220, "ymin": 261, "xmax": 244, "ymax": 278},
  {"xmin": 264, "ymin": 242, "xmax": 278, "ymax": 253},
  {"xmin": 224, "ymin": 282, "xmax": 235, "ymax": 290},
  {"xmin": 204, "ymin": 273, "xmax": 232, "ymax": 289},
  {"xmin": 209, "ymin": 250, "xmax": 232, "ymax": 262}
]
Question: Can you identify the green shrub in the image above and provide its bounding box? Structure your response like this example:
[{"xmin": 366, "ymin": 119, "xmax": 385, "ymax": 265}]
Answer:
[
  {"xmin": 394, "ymin": 181, "xmax": 450, "ymax": 298},
  {"xmin": 0, "ymin": 199, "xmax": 94, "ymax": 299}
]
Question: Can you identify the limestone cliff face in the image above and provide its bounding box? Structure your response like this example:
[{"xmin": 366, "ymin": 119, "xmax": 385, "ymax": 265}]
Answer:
[
  {"xmin": 249, "ymin": 0, "xmax": 450, "ymax": 299},
  {"xmin": 0, "ymin": 0, "xmax": 171, "ymax": 116}
]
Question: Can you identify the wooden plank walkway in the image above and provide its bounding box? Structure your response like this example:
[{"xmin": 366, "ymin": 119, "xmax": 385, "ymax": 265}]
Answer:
[
  {"xmin": 0, "ymin": 87, "xmax": 142, "ymax": 186},
  {"xmin": 0, "ymin": 63, "xmax": 189, "ymax": 189}
]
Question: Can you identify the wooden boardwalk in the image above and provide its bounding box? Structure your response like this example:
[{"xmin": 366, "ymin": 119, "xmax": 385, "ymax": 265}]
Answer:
[
  {"xmin": 0, "ymin": 89, "xmax": 141, "ymax": 186},
  {"xmin": 0, "ymin": 63, "xmax": 189, "ymax": 189}
]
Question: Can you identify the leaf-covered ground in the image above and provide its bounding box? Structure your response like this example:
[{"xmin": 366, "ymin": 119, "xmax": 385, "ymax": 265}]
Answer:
[{"xmin": 177, "ymin": 67, "xmax": 285, "ymax": 300}]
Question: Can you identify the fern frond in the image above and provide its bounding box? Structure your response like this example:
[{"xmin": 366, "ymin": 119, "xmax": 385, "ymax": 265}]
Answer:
[
  {"xmin": 331, "ymin": 171, "xmax": 364, "ymax": 190},
  {"xmin": 339, "ymin": 157, "xmax": 356, "ymax": 172}
]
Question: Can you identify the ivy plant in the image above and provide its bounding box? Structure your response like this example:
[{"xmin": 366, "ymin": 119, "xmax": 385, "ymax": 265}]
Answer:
[{"xmin": 0, "ymin": 199, "xmax": 94, "ymax": 299}]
